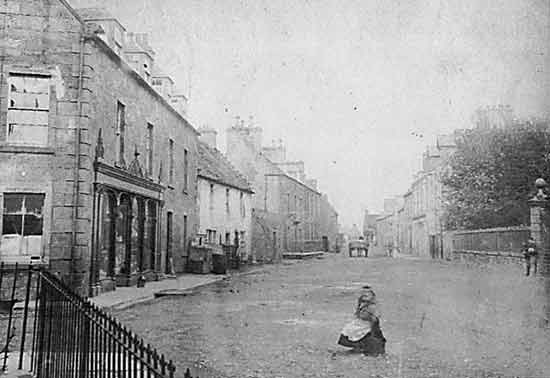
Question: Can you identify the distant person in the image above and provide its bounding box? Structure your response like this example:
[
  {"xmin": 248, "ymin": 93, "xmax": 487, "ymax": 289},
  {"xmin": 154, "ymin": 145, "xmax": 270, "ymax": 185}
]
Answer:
[
  {"xmin": 337, "ymin": 286, "xmax": 386, "ymax": 356},
  {"xmin": 523, "ymin": 237, "xmax": 538, "ymax": 276}
]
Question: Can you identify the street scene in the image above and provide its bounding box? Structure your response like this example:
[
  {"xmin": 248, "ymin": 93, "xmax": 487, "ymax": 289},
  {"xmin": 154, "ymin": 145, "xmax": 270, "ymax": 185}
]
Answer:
[
  {"xmin": 115, "ymin": 251, "xmax": 550, "ymax": 378},
  {"xmin": 1, "ymin": 0, "xmax": 550, "ymax": 377}
]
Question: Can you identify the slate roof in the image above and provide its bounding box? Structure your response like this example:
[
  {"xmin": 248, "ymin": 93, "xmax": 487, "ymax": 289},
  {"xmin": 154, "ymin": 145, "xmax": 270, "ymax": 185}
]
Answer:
[{"xmin": 197, "ymin": 142, "xmax": 254, "ymax": 193}]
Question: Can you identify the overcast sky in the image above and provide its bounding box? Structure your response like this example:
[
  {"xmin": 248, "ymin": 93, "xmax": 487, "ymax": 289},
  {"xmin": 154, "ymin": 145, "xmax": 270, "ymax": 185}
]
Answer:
[{"xmin": 71, "ymin": 0, "xmax": 549, "ymax": 228}]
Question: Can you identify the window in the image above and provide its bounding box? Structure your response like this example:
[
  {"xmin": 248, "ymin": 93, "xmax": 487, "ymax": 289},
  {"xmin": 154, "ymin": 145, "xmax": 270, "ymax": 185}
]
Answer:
[
  {"xmin": 240, "ymin": 192, "xmax": 245, "ymax": 218},
  {"xmin": 206, "ymin": 229, "xmax": 217, "ymax": 244},
  {"xmin": 7, "ymin": 74, "xmax": 50, "ymax": 146},
  {"xmin": 168, "ymin": 139, "xmax": 174, "ymax": 185},
  {"xmin": 116, "ymin": 101, "xmax": 126, "ymax": 166},
  {"xmin": 225, "ymin": 189, "xmax": 230, "ymax": 215},
  {"xmin": 1, "ymin": 193, "xmax": 45, "ymax": 259},
  {"xmin": 146, "ymin": 123, "xmax": 153, "ymax": 176},
  {"xmin": 240, "ymin": 231, "xmax": 245, "ymax": 247},
  {"xmin": 209, "ymin": 184, "xmax": 215, "ymax": 211},
  {"xmin": 183, "ymin": 149, "xmax": 189, "ymax": 192}
]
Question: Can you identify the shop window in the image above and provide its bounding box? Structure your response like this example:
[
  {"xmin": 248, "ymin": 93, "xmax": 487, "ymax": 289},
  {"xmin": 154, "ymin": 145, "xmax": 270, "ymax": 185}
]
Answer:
[
  {"xmin": 7, "ymin": 74, "xmax": 50, "ymax": 146},
  {"xmin": 0, "ymin": 193, "xmax": 45, "ymax": 260}
]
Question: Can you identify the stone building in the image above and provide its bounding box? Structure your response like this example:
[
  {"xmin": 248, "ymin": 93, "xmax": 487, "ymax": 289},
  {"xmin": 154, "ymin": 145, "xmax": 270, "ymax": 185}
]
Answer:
[
  {"xmin": 394, "ymin": 132, "xmax": 458, "ymax": 257},
  {"xmin": 362, "ymin": 210, "xmax": 379, "ymax": 245},
  {"xmin": 0, "ymin": 1, "xmax": 199, "ymax": 295},
  {"xmin": 319, "ymin": 194, "xmax": 339, "ymax": 251},
  {"xmin": 225, "ymin": 117, "xmax": 333, "ymax": 260},
  {"xmin": 375, "ymin": 197, "xmax": 402, "ymax": 253},
  {"xmin": 196, "ymin": 127, "xmax": 253, "ymax": 261}
]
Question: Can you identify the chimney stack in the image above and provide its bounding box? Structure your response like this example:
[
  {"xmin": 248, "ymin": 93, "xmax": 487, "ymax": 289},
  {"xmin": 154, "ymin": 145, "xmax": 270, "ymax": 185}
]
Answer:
[{"xmin": 198, "ymin": 126, "xmax": 218, "ymax": 149}]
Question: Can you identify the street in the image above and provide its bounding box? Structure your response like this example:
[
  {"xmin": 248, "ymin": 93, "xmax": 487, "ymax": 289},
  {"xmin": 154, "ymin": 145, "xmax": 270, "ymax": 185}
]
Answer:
[{"xmin": 115, "ymin": 253, "xmax": 550, "ymax": 378}]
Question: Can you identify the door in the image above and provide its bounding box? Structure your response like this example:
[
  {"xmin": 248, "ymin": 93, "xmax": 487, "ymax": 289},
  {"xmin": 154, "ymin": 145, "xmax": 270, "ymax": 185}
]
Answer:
[
  {"xmin": 429, "ymin": 235, "xmax": 436, "ymax": 259},
  {"xmin": 322, "ymin": 236, "xmax": 329, "ymax": 252},
  {"xmin": 165, "ymin": 212, "xmax": 173, "ymax": 274}
]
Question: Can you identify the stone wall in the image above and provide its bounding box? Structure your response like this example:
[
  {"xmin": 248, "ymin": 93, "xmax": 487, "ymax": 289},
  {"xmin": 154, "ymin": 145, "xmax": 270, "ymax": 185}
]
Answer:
[
  {"xmin": 0, "ymin": 0, "xmax": 88, "ymax": 290},
  {"xmin": 452, "ymin": 250, "xmax": 524, "ymax": 271},
  {"xmin": 87, "ymin": 37, "xmax": 199, "ymax": 275},
  {"xmin": 451, "ymin": 226, "xmax": 529, "ymax": 272},
  {"xmin": 0, "ymin": 0, "xmax": 200, "ymax": 294}
]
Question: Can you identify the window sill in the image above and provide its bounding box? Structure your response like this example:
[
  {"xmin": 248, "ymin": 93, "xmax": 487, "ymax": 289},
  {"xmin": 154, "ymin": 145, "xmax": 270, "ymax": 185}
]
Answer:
[
  {"xmin": 0, "ymin": 256, "xmax": 48, "ymax": 267},
  {"xmin": 0, "ymin": 145, "xmax": 55, "ymax": 154}
]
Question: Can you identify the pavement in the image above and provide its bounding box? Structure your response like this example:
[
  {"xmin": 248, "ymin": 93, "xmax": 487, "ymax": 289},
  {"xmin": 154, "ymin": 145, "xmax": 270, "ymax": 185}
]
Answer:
[{"xmin": 91, "ymin": 267, "xmax": 266, "ymax": 311}]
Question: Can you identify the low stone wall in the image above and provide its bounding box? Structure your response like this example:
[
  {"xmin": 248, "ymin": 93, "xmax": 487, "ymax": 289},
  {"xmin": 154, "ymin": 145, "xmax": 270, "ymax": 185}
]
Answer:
[
  {"xmin": 303, "ymin": 240, "xmax": 323, "ymax": 252},
  {"xmin": 453, "ymin": 250, "xmax": 524, "ymax": 271},
  {"xmin": 451, "ymin": 226, "xmax": 529, "ymax": 272}
]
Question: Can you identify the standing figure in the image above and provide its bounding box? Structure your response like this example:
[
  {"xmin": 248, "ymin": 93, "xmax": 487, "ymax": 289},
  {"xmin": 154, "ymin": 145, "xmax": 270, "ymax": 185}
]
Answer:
[
  {"xmin": 337, "ymin": 286, "xmax": 386, "ymax": 356},
  {"xmin": 523, "ymin": 237, "xmax": 538, "ymax": 276}
]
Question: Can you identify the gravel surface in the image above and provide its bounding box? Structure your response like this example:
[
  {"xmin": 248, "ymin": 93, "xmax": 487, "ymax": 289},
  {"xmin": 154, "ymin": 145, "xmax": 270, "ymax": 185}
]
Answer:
[{"xmin": 115, "ymin": 253, "xmax": 550, "ymax": 378}]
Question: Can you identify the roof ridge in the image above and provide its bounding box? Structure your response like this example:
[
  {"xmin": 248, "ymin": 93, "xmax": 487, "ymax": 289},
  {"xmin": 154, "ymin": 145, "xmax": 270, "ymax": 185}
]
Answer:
[{"xmin": 197, "ymin": 142, "xmax": 253, "ymax": 191}]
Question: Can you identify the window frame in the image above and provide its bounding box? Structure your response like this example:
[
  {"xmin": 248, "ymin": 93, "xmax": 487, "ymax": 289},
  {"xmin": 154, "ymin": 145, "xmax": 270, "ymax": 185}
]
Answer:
[
  {"xmin": 240, "ymin": 192, "xmax": 245, "ymax": 218},
  {"xmin": 209, "ymin": 184, "xmax": 215, "ymax": 212},
  {"xmin": 6, "ymin": 73, "xmax": 51, "ymax": 147},
  {"xmin": 168, "ymin": 138, "xmax": 174, "ymax": 186},
  {"xmin": 183, "ymin": 149, "xmax": 189, "ymax": 193},
  {"xmin": 116, "ymin": 101, "xmax": 126, "ymax": 167},
  {"xmin": 225, "ymin": 188, "xmax": 230, "ymax": 215},
  {"xmin": 146, "ymin": 122, "xmax": 154, "ymax": 177},
  {"xmin": 0, "ymin": 192, "xmax": 46, "ymax": 264}
]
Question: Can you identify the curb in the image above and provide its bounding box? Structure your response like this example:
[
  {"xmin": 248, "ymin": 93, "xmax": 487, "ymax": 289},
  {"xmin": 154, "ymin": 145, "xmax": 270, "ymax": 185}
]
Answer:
[{"xmin": 105, "ymin": 267, "xmax": 269, "ymax": 312}]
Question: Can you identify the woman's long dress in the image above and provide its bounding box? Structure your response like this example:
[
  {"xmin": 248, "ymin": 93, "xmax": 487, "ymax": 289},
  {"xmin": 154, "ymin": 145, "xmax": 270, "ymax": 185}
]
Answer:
[{"xmin": 337, "ymin": 317, "xmax": 386, "ymax": 356}]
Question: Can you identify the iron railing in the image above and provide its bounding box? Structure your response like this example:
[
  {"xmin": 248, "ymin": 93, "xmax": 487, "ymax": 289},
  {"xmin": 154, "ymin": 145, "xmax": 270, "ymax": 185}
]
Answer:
[{"xmin": 0, "ymin": 262, "xmax": 200, "ymax": 378}]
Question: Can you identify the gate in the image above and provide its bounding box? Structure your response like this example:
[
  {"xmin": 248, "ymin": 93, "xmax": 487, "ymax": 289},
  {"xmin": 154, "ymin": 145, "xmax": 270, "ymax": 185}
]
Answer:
[{"xmin": 0, "ymin": 262, "xmax": 208, "ymax": 377}]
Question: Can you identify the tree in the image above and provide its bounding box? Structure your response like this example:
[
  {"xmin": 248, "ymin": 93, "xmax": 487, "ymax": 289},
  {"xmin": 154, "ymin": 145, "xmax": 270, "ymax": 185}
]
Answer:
[{"xmin": 442, "ymin": 120, "xmax": 550, "ymax": 230}]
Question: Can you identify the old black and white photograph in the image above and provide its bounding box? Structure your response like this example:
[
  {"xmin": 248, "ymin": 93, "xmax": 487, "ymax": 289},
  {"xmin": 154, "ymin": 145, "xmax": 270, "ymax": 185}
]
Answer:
[{"xmin": 1, "ymin": 0, "xmax": 550, "ymax": 377}]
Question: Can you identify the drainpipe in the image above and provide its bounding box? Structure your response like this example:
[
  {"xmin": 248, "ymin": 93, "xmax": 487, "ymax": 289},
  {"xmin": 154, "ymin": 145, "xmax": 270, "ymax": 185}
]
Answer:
[{"xmin": 71, "ymin": 29, "xmax": 86, "ymax": 288}]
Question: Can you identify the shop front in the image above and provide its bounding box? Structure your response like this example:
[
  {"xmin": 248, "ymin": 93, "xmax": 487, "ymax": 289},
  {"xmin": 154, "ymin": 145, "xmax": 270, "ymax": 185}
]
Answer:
[{"xmin": 90, "ymin": 153, "xmax": 164, "ymax": 296}]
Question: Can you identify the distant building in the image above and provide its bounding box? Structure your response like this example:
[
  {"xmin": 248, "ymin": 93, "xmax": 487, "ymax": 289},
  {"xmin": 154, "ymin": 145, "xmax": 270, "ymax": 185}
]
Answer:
[
  {"xmin": 197, "ymin": 127, "xmax": 253, "ymax": 261},
  {"xmin": 473, "ymin": 105, "xmax": 514, "ymax": 130},
  {"xmin": 377, "ymin": 130, "xmax": 460, "ymax": 258},
  {"xmin": 362, "ymin": 210, "xmax": 379, "ymax": 245},
  {"xmin": 225, "ymin": 117, "xmax": 337, "ymax": 259},
  {"xmin": 320, "ymin": 194, "xmax": 339, "ymax": 251}
]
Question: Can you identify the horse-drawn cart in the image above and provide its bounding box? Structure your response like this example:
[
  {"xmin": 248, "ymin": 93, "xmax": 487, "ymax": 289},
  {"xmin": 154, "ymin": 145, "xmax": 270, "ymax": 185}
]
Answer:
[{"xmin": 348, "ymin": 239, "xmax": 369, "ymax": 257}]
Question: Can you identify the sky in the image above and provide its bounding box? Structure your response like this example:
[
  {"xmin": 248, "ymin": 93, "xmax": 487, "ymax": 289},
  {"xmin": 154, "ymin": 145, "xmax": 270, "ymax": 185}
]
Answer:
[{"xmin": 70, "ymin": 0, "xmax": 550, "ymax": 228}]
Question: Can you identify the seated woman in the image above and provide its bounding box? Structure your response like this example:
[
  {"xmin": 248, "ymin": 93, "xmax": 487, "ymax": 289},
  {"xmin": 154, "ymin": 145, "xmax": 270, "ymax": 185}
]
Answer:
[{"xmin": 337, "ymin": 286, "xmax": 386, "ymax": 356}]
